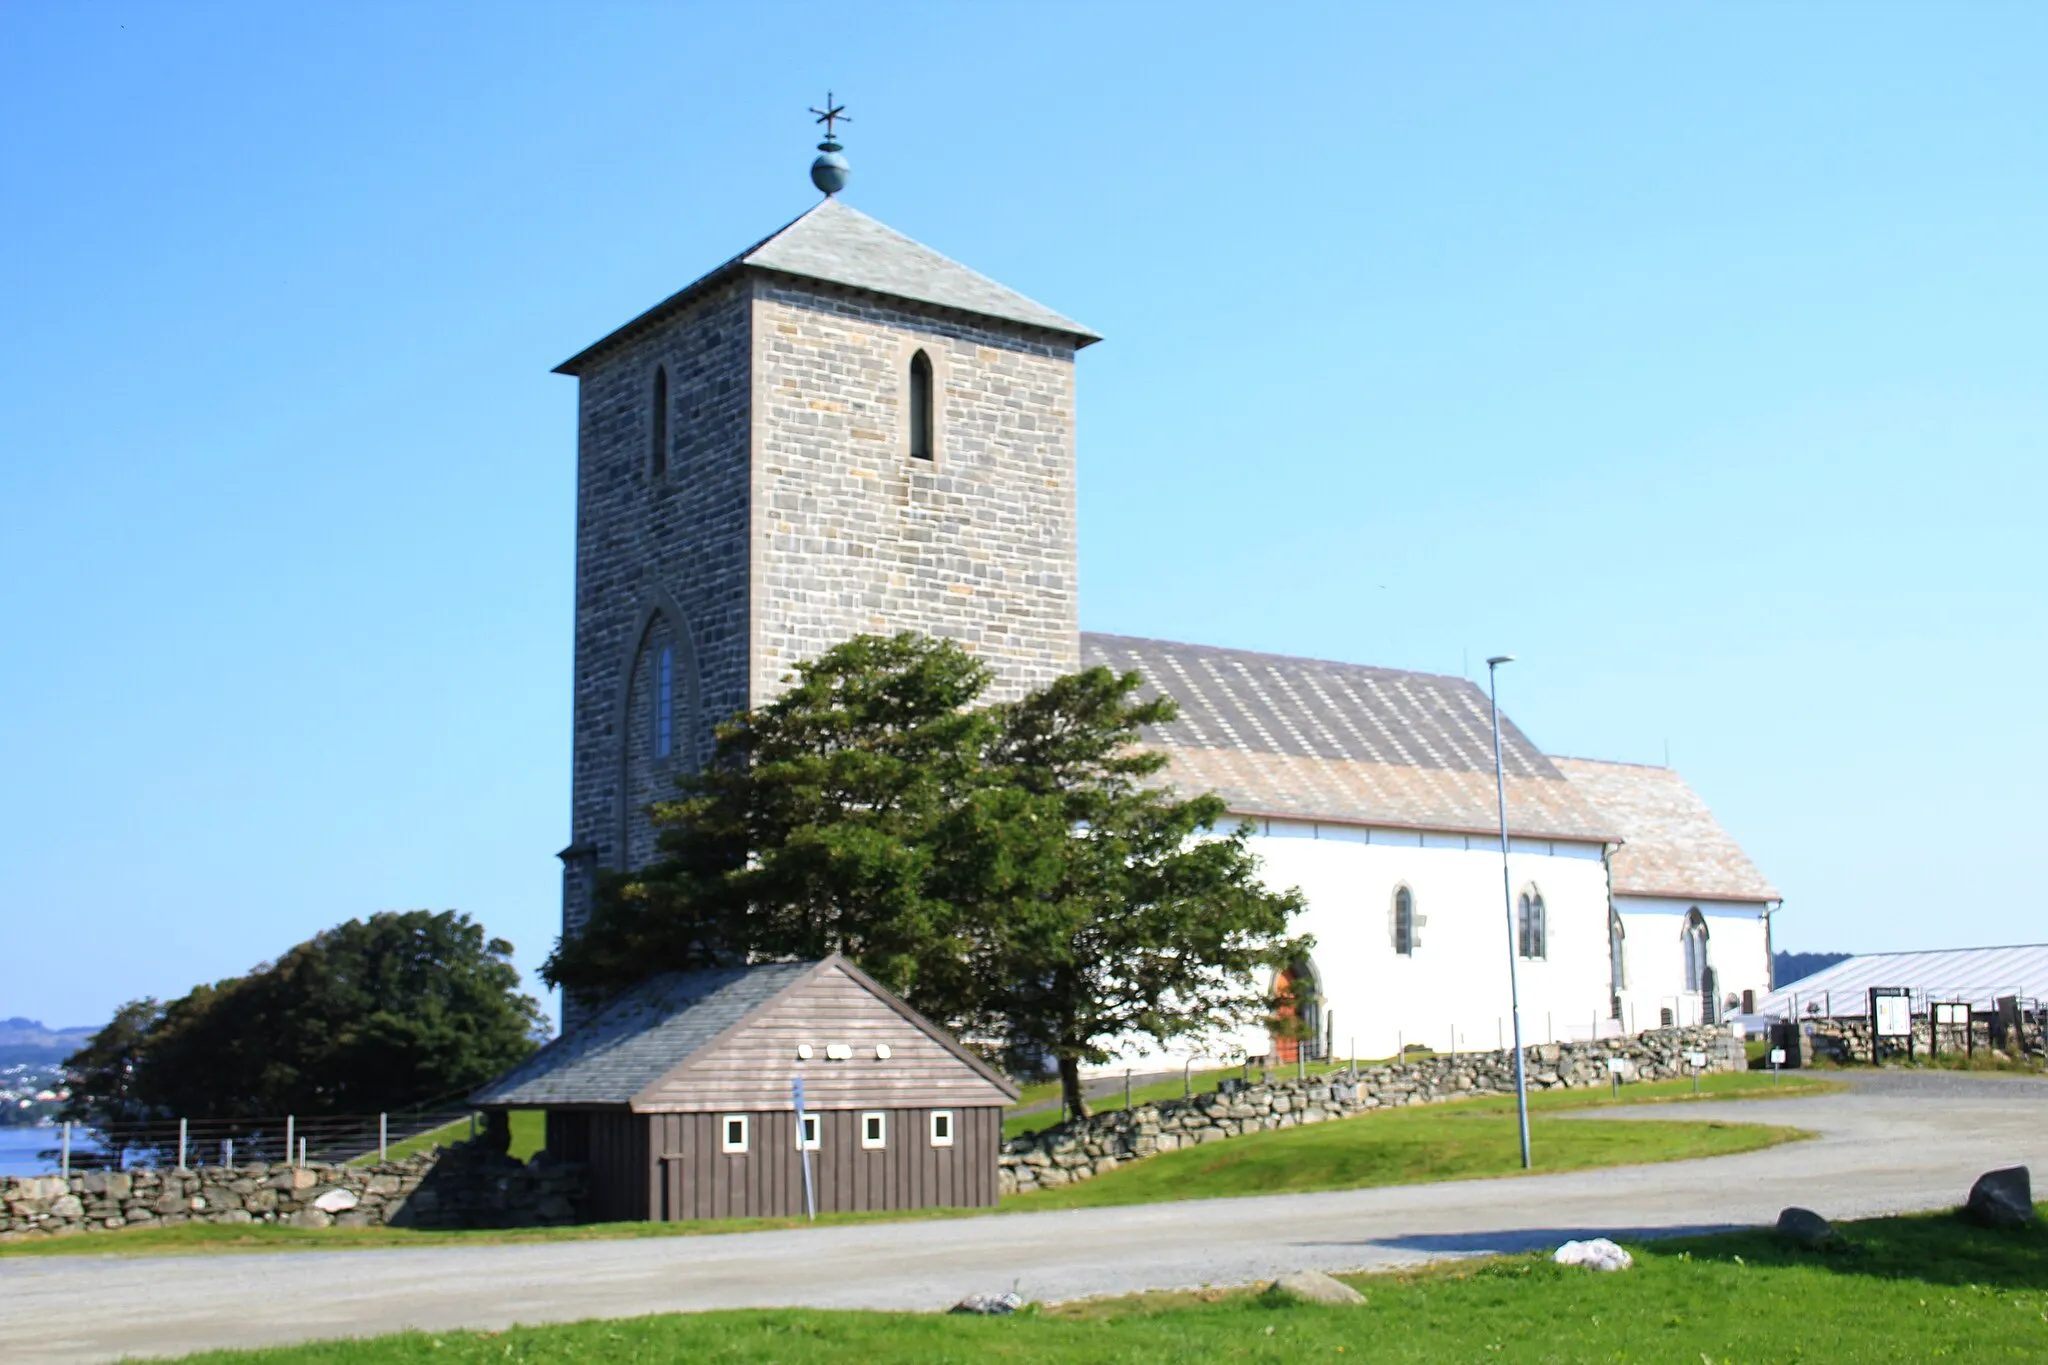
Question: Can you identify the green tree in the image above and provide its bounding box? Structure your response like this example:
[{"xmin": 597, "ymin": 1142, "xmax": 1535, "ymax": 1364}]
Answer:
[
  {"xmin": 549, "ymin": 633, "xmax": 1306, "ymax": 1120},
  {"xmin": 57, "ymin": 998, "xmax": 165, "ymax": 1130},
  {"xmin": 64, "ymin": 911, "xmax": 546, "ymax": 1121}
]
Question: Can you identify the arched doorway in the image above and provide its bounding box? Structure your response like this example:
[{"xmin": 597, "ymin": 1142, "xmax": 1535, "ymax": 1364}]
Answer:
[
  {"xmin": 1682, "ymin": 909, "xmax": 1714, "ymax": 1025},
  {"xmin": 1270, "ymin": 961, "xmax": 1323, "ymax": 1064}
]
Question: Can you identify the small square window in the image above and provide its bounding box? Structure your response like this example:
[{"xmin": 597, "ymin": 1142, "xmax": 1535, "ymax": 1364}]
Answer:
[
  {"xmin": 860, "ymin": 1112, "xmax": 886, "ymax": 1150},
  {"xmin": 720, "ymin": 1115, "xmax": 748, "ymax": 1154},
  {"xmin": 795, "ymin": 1114, "xmax": 820, "ymax": 1151},
  {"xmin": 929, "ymin": 1111, "xmax": 954, "ymax": 1148}
]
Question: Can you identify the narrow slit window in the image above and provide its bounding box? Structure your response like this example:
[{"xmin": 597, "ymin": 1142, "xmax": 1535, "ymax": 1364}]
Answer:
[
  {"xmin": 929, "ymin": 1111, "xmax": 954, "ymax": 1148},
  {"xmin": 720, "ymin": 1115, "xmax": 748, "ymax": 1154},
  {"xmin": 908, "ymin": 350, "xmax": 934, "ymax": 460},
  {"xmin": 795, "ymin": 1114, "xmax": 820, "ymax": 1151},
  {"xmin": 1393, "ymin": 887, "xmax": 1415, "ymax": 956},
  {"xmin": 861, "ymin": 1112, "xmax": 886, "ymax": 1150},
  {"xmin": 1518, "ymin": 889, "xmax": 1547, "ymax": 959},
  {"xmin": 655, "ymin": 645, "xmax": 673, "ymax": 758},
  {"xmin": 650, "ymin": 366, "xmax": 669, "ymax": 479}
]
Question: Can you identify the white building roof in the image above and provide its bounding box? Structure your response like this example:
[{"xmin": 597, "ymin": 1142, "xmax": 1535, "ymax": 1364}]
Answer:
[{"xmin": 1763, "ymin": 943, "xmax": 2048, "ymax": 1016}]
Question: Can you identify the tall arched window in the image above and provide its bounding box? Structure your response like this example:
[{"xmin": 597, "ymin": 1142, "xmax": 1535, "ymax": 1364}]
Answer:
[
  {"xmin": 1518, "ymin": 888, "xmax": 1547, "ymax": 959},
  {"xmin": 650, "ymin": 366, "xmax": 669, "ymax": 479},
  {"xmin": 655, "ymin": 644, "xmax": 674, "ymax": 758},
  {"xmin": 1608, "ymin": 907, "xmax": 1627, "ymax": 1019},
  {"xmin": 1392, "ymin": 886, "xmax": 1416, "ymax": 956},
  {"xmin": 908, "ymin": 350, "xmax": 934, "ymax": 460},
  {"xmin": 1682, "ymin": 909, "xmax": 1710, "ymax": 993}
]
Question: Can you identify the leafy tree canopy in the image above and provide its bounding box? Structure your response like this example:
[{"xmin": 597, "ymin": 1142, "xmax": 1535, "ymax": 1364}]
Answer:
[
  {"xmin": 64, "ymin": 911, "xmax": 547, "ymax": 1124},
  {"xmin": 548, "ymin": 633, "xmax": 1307, "ymax": 1118}
]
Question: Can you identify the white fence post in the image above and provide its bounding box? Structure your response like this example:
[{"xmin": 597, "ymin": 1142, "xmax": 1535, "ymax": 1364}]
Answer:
[
  {"xmin": 285, "ymin": 1115, "xmax": 295, "ymax": 1167},
  {"xmin": 298, "ymin": 1136, "xmax": 307, "ymax": 1168},
  {"xmin": 177, "ymin": 1118, "xmax": 188, "ymax": 1171},
  {"xmin": 379, "ymin": 1112, "xmax": 388, "ymax": 1162},
  {"xmin": 61, "ymin": 1121, "xmax": 72, "ymax": 1178}
]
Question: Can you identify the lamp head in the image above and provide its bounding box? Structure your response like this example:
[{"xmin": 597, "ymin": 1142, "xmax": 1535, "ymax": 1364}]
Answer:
[{"xmin": 1486, "ymin": 655, "xmax": 1516, "ymax": 667}]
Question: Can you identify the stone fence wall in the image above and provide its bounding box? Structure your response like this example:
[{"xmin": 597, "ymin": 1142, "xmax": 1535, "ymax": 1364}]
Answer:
[
  {"xmin": 1000, "ymin": 1026, "xmax": 1743, "ymax": 1196},
  {"xmin": 1, "ymin": 1139, "xmax": 584, "ymax": 1241},
  {"xmin": 1807, "ymin": 1015, "xmax": 2044, "ymax": 1065}
]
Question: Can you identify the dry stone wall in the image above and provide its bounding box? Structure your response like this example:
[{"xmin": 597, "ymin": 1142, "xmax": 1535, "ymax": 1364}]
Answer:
[
  {"xmin": 1, "ymin": 1140, "xmax": 584, "ymax": 1241},
  {"xmin": 1002, "ymin": 1026, "xmax": 1743, "ymax": 1195}
]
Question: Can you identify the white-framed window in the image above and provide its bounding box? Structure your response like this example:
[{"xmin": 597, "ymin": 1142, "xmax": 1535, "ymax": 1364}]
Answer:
[
  {"xmin": 860, "ymin": 1112, "xmax": 886, "ymax": 1150},
  {"xmin": 720, "ymin": 1115, "xmax": 749, "ymax": 1154},
  {"xmin": 929, "ymin": 1110, "xmax": 954, "ymax": 1148},
  {"xmin": 795, "ymin": 1113, "xmax": 820, "ymax": 1151}
]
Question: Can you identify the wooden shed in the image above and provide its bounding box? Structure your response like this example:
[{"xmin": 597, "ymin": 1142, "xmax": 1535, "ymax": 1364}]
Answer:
[{"xmin": 471, "ymin": 955, "xmax": 1018, "ymax": 1223}]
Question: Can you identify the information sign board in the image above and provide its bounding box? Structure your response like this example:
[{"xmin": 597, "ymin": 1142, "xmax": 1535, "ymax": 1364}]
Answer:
[{"xmin": 1873, "ymin": 991, "xmax": 1912, "ymax": 1038}]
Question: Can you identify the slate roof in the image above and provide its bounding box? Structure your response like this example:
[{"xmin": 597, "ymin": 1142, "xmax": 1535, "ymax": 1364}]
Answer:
[
  {"xmin": 1082, "ymin": 634, "xmax": 1618, "ymax": 843},
  {"xmin": 1761, "ymin": 944, "xmax": 2048, "ymax": 1016},
  {"xmin": 556, "ymin": 199, "xmax": 1098, "ymax": 374},
  {"xmin": 471, "ymin": 961, "xmax": 818, "ymax": 1107},
  {"xmin": 1551, "ymin": 757, "xmax": 1779, "ymax": 903}
]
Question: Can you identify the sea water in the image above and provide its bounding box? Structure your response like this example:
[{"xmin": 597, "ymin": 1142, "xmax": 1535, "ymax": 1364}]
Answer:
[{"xmin": 0, "ymin": 1126, "xmax": 106, "ymax": 1178}]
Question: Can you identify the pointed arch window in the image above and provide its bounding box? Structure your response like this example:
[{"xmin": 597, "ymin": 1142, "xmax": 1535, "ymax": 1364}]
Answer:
[
  {"xmin": 1518, "ymin": 888, "xmax": 1547, "ymax": 960},
  {"xmin": 908, "ymin": 349, "xmax": 934, "ymax": 460},
  {"xmin": 655, "ymin": 644, "xmax": 673, "ymax": 758},
  {"xmin": 1392, "ymin": 886, "xmax": 1416, "ymax": 956},
  {"xmin": 650, "ymin": 366, "xmax": 669, "ymax": 479},
  {"xmin": 1682, "ymin": 909, "xmax": 1710, "ymax": 993}
]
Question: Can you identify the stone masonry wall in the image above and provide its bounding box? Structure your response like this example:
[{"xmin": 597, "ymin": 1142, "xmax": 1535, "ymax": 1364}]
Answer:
[
  {"xmin": 750, "ymin": 281, "xmax": 1081, "ymax": 705},
  {"xmin": 0, "ymin": 1140, "xmax": 584, "ymax": 1241},
  {"xmin": 1001, "ymin": 1026, "xmax": 1743, "ymax": 1195}
]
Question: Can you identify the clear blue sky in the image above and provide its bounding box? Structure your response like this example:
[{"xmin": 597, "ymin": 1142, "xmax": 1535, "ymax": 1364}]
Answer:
[{"xmin": 4, "ymin": 3, "xmax": 2043, "ymax": 1030}]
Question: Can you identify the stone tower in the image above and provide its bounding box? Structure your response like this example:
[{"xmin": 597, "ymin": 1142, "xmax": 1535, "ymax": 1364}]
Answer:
[{"xmin": 554, "ymin": 198, "xmax": 1099, "ymax": 973}]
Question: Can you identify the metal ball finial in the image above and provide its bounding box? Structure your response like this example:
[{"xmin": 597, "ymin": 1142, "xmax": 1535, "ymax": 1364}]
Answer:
[{"xmin": 808, "ymin": 93, "xmax": 851, "ymax": 196}]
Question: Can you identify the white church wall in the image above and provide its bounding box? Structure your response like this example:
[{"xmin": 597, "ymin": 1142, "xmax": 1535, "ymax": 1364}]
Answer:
[
  {"xmin": 1083, "ymin": 819, "xmax": 1617, "ymax": 1076},
  {"xmin": 1614, "ymin": 895, "xmax": 1771, "ymax": 1031}
]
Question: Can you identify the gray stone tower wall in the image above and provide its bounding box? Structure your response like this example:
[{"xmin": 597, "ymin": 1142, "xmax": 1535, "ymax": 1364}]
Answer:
[
  {"xmin": 560, "ymin": 271, "xmax": 1082, "ymax": 1016},
  {"xmin": 561, "ymin": 282, "xmax": 754, "ymax": 938},
  {"xmin": 749, "ymin": 279, "xmax": 1080, "ymax": 704}
]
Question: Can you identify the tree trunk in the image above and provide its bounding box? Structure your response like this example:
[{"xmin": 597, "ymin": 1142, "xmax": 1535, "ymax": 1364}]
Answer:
[{"xmin": 1059, "ymin": 1055, "xmax": 1091, "ymax": 1123}]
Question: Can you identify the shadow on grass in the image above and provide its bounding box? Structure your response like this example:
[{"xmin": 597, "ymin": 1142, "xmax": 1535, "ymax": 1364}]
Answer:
[
  {"xmin": 1348, "ymin": 1223, "xmax": 1746, "ymax": 1258},
  {"xmin": 1650, "ymin": 1204, "xmax": 2048, "ymax": 1292}
]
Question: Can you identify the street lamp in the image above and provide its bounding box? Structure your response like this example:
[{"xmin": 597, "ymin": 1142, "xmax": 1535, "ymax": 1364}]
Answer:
[{"xmin": 1487, "ymin": 654, "xmax": 1533, "ymax": 1170}]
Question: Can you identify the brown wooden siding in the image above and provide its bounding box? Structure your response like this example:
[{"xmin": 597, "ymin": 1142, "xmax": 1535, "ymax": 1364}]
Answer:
[
  {"xmin": 644, "ymin": 1105, "xmax": 1000, "ymax": 1220},
  {"xmin": 548, "ymin": 1109, "xmax": 653, "ymax": 1222},
  {"xmin": 636, "ymin": 964, "xmax": 1012, "ymax": 1112}
]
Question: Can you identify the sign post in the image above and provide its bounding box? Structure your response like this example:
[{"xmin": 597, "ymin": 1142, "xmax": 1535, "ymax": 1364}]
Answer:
[
  {"xmin": 1871, "ymin": 988, "xmax": 1913, "ymax": 1063},
  {"xmin": 792, "ymin": 1076, "xmax": 816, "ymax": 1222},
  {"xmin": 1769, "ymin": 1046, "xmax": 1786, "ymax": 1085},
  {"xmin": 1684, "ymin": 1050, "xmax": 1707, "ymax": 1095}
]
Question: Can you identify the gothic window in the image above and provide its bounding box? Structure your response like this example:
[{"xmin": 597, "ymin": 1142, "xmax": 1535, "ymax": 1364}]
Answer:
[
  {"xmin": 1609, "ymin": 907, "xmax": 1627, "ymax": 991},
  {"xmin": 650, "ymin": 366, "xmax": 669, "ymax": 479},
  {"xmin": 1392, "ymin": 886, "xmax": 1416, "ymax": 956},
  {"xmin": 908, "ymin": 349, "xmax": 934, "ymax": 460},
  {"xmin": 1518, "ymin": 888, "xmax": 1547, "ymax": 959},
  {"xmin": 655, "ymin": 644, "xmax": 673, "ymax": 759},
  {"xmin": 1682, "ymin": 909, "xmax": 1710, "ymax": 993}
]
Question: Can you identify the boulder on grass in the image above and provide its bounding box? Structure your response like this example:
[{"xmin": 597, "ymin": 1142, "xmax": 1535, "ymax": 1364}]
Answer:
[
  {"xmin": 1965, "ymin": 1167, "xmax": 2034, "ymax": 1229},
  {"xmin": 950, "ymin": 1291, "xmax": 1024, "ymax": 1315},
  {"xmin": 1552, "ymin": 1239, "xmax": 1633, "ymax": 1272},
  {"xmin": 1776, "ymin": 1207, "xmax": 1835, "ymax": 1247},
  {"xmin": 1265, "ymin": 1270, "xmax": 1367, "ymax": 1305}
]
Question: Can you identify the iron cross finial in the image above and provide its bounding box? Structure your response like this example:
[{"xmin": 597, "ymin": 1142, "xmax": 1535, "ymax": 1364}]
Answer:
[{"xmin": 809, "ymin": 93, "xmax": 850, "ymax": 142}]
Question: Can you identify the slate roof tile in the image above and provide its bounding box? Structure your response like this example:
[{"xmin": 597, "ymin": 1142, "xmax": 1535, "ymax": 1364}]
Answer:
[{"xmin": 1551, "ymin": 756, "xmax": 1779, "ymax": 902}]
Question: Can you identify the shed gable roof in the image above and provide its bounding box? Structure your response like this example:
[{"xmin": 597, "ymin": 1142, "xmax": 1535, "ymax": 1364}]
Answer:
[
  {"xmin": 1552, "ymin": 756, "xmax": 1779, "ymax": 902},
  {"xmin": 1084, "ymin": 633, "xmax": 1618, "ymax": 842},
  {"xmin": 471, "ymin": 956, "xmax": 1016, "ymax": 1109},
  {"xmin": 556, "ymin": 199, "xmax": 1098, "ymax": 374}
]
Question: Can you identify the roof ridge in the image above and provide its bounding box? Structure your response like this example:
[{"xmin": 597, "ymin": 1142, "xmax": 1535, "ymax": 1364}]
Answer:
[{"xmin": 1551, "ymin": 754, "xmax": 1674, "ymax": 772}]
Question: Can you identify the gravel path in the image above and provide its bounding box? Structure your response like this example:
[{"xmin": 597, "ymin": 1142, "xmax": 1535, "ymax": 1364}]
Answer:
[{"xmin": 6, "ymin": 1072, "xmax": 2044, "ymax": 1365}]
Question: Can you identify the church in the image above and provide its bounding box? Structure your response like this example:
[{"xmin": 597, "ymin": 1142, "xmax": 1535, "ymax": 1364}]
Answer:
[{"xmin": 549, "ymin": 129, "xmax": 1779, "ymax": 1062}]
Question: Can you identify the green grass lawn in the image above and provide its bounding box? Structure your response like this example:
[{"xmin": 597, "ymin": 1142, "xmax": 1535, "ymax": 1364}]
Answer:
[
  {"xmin": 361, "ymin": 1111, "xmax": 544, "ymax": 1165},
  {"xmin": 158, "ymin": 1205, "xmax": 2048, "ymax": 1362},
  {"xmin": 1011, "ymin": 1103, "xmax": 1802, "ymax": 1211}
]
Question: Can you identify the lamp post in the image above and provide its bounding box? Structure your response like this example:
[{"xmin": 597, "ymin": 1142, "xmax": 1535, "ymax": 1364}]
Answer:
[{"xmin": 1487, "ymin": 654, "xmax": 1533, "ymax": 1170}]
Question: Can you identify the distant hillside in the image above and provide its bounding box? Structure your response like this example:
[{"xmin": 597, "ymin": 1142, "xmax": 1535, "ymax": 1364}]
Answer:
[
  {"xmin": 1774, "ymin": 952, "xmax": 1852, "ymax": 988},
  {"xmin": 0, "ymin": 1018, "xmax": 96, "ymax": 1068}
]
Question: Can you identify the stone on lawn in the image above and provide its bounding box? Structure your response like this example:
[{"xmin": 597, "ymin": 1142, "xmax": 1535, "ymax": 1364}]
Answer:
[
  {"xmin": 1265, "ymin": 1270, "xmax": 1367, "ymax": 1304},
  {"xmin": 1965, "ymin": 1167, "xmax": 2034, "ymax": 1229},
  {"xmin": 1775, "ymin": 1207, "xmax": 1835, "ymax": 1247},
  {"xmin": 950, "ymin": 1291, "xmax": 1025, "ymax": 1315},
  {"xmin": 1553, "ymin": 1238, "xmax": 1633, "ymax": 1272}
]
